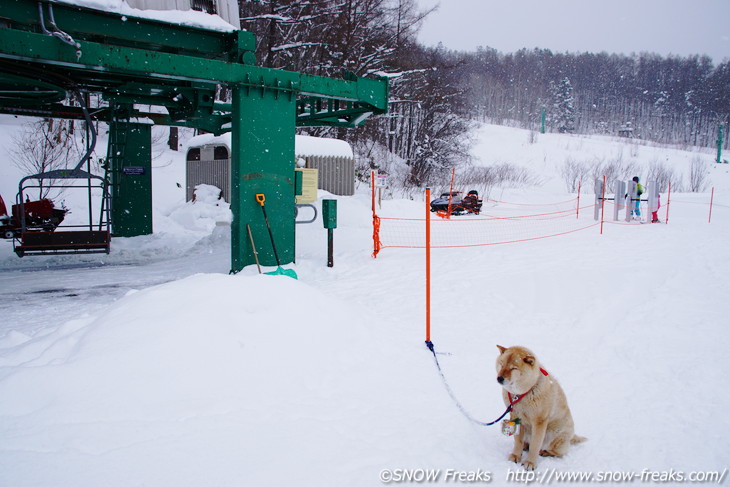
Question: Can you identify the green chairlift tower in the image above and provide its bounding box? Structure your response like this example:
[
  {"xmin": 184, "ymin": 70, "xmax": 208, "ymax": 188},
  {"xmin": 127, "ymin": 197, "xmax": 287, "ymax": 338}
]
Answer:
[{"xmin": 0, "ymin": 0, "xmax": 388, "ymax": 272}]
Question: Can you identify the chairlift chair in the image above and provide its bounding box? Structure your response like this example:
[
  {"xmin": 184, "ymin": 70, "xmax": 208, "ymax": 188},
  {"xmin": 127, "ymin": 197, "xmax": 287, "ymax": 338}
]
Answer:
[
  {"xmin": 12, "ymin": 89, "xmax": 112, "ymax": 257},
  {"xmin": 13, "ymin": 168, "xmax": 111, "ymax": 257}
]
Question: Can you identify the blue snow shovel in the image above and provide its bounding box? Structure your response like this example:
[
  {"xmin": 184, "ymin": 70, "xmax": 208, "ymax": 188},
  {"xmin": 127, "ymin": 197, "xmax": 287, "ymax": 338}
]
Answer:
[{"xmin": 255, "ymin": 194, "xmax": 298, "ymax": 279}]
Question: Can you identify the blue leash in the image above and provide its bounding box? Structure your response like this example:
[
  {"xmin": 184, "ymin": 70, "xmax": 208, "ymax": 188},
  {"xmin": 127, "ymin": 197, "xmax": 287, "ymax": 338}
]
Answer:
[{"xmin": 425, "ymin": 340, "xmax": 514, "ymax": 427}]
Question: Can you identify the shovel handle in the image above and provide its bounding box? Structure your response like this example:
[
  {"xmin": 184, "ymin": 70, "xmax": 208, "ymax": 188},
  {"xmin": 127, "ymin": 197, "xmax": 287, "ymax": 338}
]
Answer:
[{"xmin": 255, "ymin": 193, "xmax": 266, "ymax": 206}]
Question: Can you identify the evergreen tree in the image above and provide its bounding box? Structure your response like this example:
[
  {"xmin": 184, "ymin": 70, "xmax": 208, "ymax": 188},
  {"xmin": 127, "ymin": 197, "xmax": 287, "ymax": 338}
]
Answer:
[{"xmin": 552, "ymin": 77, "xmax": 576, "ymax": 133}]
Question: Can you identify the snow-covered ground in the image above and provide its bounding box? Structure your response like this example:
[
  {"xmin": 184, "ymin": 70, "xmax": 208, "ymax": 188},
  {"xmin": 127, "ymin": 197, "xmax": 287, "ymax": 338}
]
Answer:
[{"xmin": 1, "ymin": 118, "xmax": 728, "ymax": 486}]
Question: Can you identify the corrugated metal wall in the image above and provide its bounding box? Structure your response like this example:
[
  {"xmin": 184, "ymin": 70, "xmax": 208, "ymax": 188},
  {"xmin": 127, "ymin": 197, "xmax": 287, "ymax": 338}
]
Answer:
[
  {"xmin": 304, "ymin": 156, "xmax": 355, "ymax": 196},
  {"xmin": 186, "ymin": 158, "xmax": 230, "ymax": 202}
]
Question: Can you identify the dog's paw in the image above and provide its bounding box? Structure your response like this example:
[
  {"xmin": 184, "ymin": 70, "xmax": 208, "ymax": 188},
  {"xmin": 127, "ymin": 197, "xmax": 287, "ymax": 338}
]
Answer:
[
  {"xmin": 508, "ymin": 453, "xmax": 521, "ymax": 464},
  {"xmin": 522, "ymin": 460, "xmax": 537, "ymax": 471}
]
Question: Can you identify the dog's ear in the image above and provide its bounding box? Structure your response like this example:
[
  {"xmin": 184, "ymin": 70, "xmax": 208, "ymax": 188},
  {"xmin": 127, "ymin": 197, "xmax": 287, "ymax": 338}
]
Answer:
[
  {"xmin": 523, "ymin": 356, "xmax": 535, "ymax": 366},
  {"xmin": 497, "ymin": 345, "xmax": 507, "ymax": 354}
]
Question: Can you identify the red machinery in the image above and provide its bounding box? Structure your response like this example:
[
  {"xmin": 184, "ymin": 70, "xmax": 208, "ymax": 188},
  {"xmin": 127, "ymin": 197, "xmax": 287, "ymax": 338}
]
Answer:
[{"xmin": 0, "ymin": 194, "xmax": 69, "ymax": 239}]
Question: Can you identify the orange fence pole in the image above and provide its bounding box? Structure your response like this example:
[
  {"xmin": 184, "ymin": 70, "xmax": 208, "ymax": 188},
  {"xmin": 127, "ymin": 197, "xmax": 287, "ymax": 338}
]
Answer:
[
  {"xmin": 665, "ymin": 181, "xmax": 672, "ymax": 224},
  {"xmin": 447, "ymin": 168, "xmax": 455, "ymax": 218},
  {"xmin": 709, "ymin": 187, "xmax": 715, "ymax": 223},
  {"xmin": 425, "ymin": 187, "xmax": 431, "ymax": 343},
  {"xmin": 371, "ymin": 171, "xmax": 381, "ymax": 258},
  {"xmin": 371, "ymin": 171, "xmax": 376, "ymax": 216},
  {"xmin": 576, "ymin": 181, "xmax": 581, "ymax": 219}
]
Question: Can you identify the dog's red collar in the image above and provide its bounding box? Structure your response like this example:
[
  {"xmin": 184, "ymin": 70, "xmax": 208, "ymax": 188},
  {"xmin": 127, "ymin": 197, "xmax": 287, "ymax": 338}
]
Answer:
[
  {"xmin": 507, "ymin": 391, "xmax": 526, "ymax": 407},
  {"xmin": 507, "ymin": 368, "xmax": 549, "ymax": 406}
]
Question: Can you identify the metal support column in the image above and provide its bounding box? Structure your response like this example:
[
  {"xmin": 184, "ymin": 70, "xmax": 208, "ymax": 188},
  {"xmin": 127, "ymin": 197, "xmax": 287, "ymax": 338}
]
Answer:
[
  {"xmin": 230, "ymin": 83, "xmax": 297, "ymax": 272},
  {"xmin": 109, "ymin": 119, "xmax": 153, "ymax": 237},
  {"xmin": 717, "ymin": 124, "xmax": 724, "ymax": 163}
]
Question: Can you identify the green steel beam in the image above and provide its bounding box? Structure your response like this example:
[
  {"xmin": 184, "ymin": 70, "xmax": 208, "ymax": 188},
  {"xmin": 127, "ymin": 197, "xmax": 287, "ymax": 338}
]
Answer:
[
  {"xmin": 4, "ymin": 0, "xmax": 254, "ymax": 63},
  {"xmin": 0, "ymin": 102, "xmax": 230, "ymax": 133},
  {"xmin": 0, "ymin": 28, "xmax": 388, "ymax": 117}
]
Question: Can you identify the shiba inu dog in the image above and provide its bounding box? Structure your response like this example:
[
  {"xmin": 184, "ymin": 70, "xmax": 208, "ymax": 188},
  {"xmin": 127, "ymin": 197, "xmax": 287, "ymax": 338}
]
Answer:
[{"xmin": 496, "ymin": 345, "xmax": 586, "ymax": 470}]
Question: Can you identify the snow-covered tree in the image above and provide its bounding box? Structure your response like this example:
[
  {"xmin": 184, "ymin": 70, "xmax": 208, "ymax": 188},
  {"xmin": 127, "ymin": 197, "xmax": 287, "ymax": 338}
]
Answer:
[
  {"xmin": 551, "ymin": 77, "xmax": 576, "ymax": 133},
  {"xmin": 238, "ymin": 0, "xmax": 430, "ymax": 78}
]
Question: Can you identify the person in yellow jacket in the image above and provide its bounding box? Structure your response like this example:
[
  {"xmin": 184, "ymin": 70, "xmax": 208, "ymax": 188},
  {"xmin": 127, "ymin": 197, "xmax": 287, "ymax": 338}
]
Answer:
[{"xmin": 631, "ymin": 176, "xmax": 643, "ymax": 218}]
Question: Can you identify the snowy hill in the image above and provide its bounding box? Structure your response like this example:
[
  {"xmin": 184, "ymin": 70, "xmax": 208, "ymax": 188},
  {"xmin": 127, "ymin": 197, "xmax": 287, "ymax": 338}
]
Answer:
[
  {"xmin": 470, "ymin": 124, "xmax": 730, "ymax": 193},
  {"xmin": 1, "ymin": 118, "xmax": 729, "ymax": 486}
]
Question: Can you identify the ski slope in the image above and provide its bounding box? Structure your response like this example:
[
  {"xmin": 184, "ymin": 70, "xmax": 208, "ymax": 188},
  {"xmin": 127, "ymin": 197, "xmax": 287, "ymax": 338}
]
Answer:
[{"xmin": 0, "ymin": 120, "xmax": 728, "ymax": 486}]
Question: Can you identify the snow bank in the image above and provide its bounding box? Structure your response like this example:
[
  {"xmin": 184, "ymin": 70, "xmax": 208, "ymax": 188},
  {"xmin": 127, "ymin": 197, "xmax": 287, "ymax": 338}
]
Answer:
[
  {"xmin": 166, "ymin": 184, "xmax": 231, "ymax": 232},
  {"xmin": 0, "ymin": 272, "xmax": 457, "ymax": 486}
]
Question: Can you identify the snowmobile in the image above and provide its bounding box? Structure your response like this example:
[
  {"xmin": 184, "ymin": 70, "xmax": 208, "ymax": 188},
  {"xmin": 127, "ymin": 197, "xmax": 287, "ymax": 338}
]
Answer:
[
  {"xmin": 0, "ymin": 193, "xmax": 68, "ymax": 239},
  {"xmin": 429, "ymin": 190, "xmax": 482, "ymax": 215}
]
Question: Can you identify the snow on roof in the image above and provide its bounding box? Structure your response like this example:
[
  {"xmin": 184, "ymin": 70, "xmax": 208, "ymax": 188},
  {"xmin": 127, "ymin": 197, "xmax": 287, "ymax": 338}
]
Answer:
[
  {"xmin": 294, "ymin": 135, "xmax": 354, "ymax": 158},
  {"xmin": 186, "ymin": 133, "xmax": 354, "ymax": 159},
  {"xmin": 55, "ymin": 0, "xmax": 238, "ymax": 32}
]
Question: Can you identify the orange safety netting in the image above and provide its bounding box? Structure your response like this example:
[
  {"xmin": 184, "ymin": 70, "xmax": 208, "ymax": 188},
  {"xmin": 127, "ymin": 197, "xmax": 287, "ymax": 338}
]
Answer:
[
  {"xmin": 373, "ymin": 195, "xmax": 600, "ymax": 253},
  {"xmin": 368, "ymin": 179, "xmax": 715, "ymax": 257},
  {"xmin": 372, "ymin": 214, "xmax": 383, "ymax": 258}
]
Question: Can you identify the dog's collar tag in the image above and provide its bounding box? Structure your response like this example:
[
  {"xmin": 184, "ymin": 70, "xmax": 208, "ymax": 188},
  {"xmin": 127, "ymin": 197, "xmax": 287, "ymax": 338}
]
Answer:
[{"xmin": 502, "ymin": 418, "xmax": 521, "ymax": 436}]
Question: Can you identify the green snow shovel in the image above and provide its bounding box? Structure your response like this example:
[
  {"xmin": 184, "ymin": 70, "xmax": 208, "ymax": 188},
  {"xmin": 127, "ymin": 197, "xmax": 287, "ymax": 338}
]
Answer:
[{"xmin": 255, "ymin": 193, "xmax": 298, "ymax": 279}]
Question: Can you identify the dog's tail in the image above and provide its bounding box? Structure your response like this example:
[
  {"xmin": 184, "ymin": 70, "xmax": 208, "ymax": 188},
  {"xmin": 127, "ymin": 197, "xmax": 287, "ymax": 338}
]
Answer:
[{"xmin": 571, "ymin": 435, "xmax": 588, "ymax": 444}]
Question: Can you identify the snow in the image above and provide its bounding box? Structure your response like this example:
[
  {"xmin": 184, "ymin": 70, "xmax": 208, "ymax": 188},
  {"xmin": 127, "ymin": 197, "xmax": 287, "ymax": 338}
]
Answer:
[
  {"xmin": 187, "ymin": 132, "xmax": 355, "ymax": 159},
  {"xmin": 295, "ymin": 134, "xmax": 354, "ymax": 158},
  {"xmin": 55, "ymin": 0, "xmax": 237, "ymax": 32},
  {"xmin": 1, "ymin": 117, "xmax": 729, "ymax": 486},
  {"xmin": 469, "ymin": 124, "xmax": 730, "ymax": 193}
]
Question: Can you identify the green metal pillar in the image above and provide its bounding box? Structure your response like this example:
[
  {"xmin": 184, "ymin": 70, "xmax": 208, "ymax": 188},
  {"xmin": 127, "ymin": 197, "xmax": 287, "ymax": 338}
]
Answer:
[
  {"xmin": 109, "ymin": 120, "xmax": 153, "ymax": 237},
  {"xmin": 717, "ymin": 124, "xmax": 724, "ymax": 163},
  {"xmin": 230, "ymin": 84, "xmax": 297, "ymax": 273}
]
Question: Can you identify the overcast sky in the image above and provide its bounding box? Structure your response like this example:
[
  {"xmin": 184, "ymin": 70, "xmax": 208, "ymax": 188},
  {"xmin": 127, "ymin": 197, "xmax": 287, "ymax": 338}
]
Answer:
[{"xmin": 416, "ymin": 0, "xmax": 729, "ymax": 63}]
